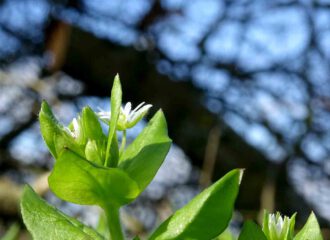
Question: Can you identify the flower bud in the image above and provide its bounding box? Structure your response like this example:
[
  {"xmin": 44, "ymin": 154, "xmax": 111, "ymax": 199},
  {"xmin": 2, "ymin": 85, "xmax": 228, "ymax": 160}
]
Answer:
[{"xmin": 263, "ymin": 211, "xmax": 296, "ymax": 240}]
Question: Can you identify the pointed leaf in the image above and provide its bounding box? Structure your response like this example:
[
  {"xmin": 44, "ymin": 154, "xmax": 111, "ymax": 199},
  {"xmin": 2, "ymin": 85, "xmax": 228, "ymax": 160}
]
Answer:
[
  {"xmin": 39, "ymin": 101, "xmax": 85, "ymax": 159},
  {"xmin": 96, "ymin": 213, "xmax": 109, "ymax": 239},
  {"xmin": 294, "ymin": 213, "xmax": 323, "ymax": 240},
  {"xmin": 262, "ymin": 210, "xmax": 270, "ymax": 239},
  {"xmin": 108, "ymin": 131, "xmax": 119, "ymax": 166},
  {"xmin": 105, "ymin": 74, "xmax": 122, "ymax": 167},
  {"xmin": 216, "ymin": 229, "xmax": 235, "ymax": 240},
  {"xmin": 1, "ymin": 223, "xmax": 20, "ymax": 240},
  {"xmin": 48, "ymin": 150, "xmax": 139, "ymax": 207},
  {"xmin": 119, "ymin": 110, "xmax": 171, "ymax": 192},
  {"xmin": 21, "ymin": 185, "xmax": 104, "ymax": 240},
  {"xmin": 85, "ymin": 140, "xmax": 104, "ymax": 165},
  {"xmin": 81, "ymin": 106, "xmax": 105, "ymax": 141},
  {"xmin": 149, "ymin": 169, "xmax": 242, "ymax": 240},
  {"xmin": 72, "ymin": 117, "xmax": 86, "ymax": 146},
  {"xmin": 238, "ymin": 221, "xmax": 267, "ymax": 240},
  {"xmin": 39, "ymin": 101, "xmax": 61, "ymax": 158}
]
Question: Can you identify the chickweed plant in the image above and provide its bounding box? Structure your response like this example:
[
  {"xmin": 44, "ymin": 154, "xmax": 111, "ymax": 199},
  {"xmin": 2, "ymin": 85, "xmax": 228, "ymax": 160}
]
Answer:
[{"xmin": 21, "ymin": 75, "xmax": 323, "ymax": 240}]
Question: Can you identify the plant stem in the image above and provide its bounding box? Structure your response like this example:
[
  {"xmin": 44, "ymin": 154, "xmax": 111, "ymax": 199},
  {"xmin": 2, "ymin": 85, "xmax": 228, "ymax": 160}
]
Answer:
[
  {"xmin": 105, "ymin": 205, "xmax": 124, "ymax": 240},
  {"xmin": 119, "ymin": 130, "xmax": 126, "ymax": 156}
]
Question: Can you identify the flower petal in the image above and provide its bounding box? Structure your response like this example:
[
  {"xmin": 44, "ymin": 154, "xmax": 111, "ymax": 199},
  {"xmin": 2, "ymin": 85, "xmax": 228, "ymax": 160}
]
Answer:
[{"xmin": 123, "ymin": 102, "xmax": 132, "ymax": 116}]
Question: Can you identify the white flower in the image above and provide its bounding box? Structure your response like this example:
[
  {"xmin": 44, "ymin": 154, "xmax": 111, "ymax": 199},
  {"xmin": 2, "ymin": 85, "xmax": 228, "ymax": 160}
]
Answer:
[{"xmin": 98, "ymin": 102, "xmax": 152, "ymax": 130}]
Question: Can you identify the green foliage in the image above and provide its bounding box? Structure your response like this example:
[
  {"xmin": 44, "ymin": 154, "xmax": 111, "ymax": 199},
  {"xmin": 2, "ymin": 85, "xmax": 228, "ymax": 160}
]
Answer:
[
  {"xmin": 21, "ymin": 74, "xmax": 324, "ymax": 240},
  {"xmin": 26, "ymin": 74, "xmax": 173, "ymax": 239},
  {"xmin": 38, "ymin": 100, "xmax": 59, "ymax": 158},
  {"xmin": 119, "ymin": 110, "xmax": 172, "ymax": 192},
  {"xmin": 48, "ymin": 150, "xmax": 139, "ymax": 207},
  {"xmin": 149, "ymin": 169, "xmax": 242, "ymax": 240},
  {"xmin": 215, "ymin": 229, "xmax": 236, "ymax": 240},
  {"xmin": 0, "ymin": 223, "xmax": 20, "ymax": 240},
  {"xmin": 81, "ymin": 106, "xmax": 105, "ymax": 141},
  {"xmin": 105, "ymin": 74, "xmax": 122, "ymax": 167},
  {"xmin": 238, "ymin": 221, "xmax": 267, "ymax": 240},
  {"xmin": 21, "ymin": 185, "xmax": 104, "ymax": 240},
  {"xmin": 39, "ymin": 101, "xmax": 85, "ymax": 158},
  {"xmin": 294, "ymin": 213, "xmax": 323, "ymax": 240}
]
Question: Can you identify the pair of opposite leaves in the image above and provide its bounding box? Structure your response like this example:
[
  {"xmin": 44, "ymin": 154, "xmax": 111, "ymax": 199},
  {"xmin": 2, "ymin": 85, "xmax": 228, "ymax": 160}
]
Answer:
[
  {"xmin": 39, "ymin": 99, "xmax": 172, "ymax": 208},
  {"xmin": 22, "ymin": 169, "xmax": 242, "ymax": 239}
]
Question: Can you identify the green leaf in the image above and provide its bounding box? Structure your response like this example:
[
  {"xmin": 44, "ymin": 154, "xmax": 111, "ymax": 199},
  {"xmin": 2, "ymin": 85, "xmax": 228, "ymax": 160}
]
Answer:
[
  {"xmin": 21, "ymin": 185, "xmax": 104, "ymax": 240},
  {"xmin": 39, "ymin": 101, "xmax": 85, "ymax": 159},
  {"xmin": 1, "ymin": 223, "xmax": 20, "ymax": 240},
  {"xmin": 109, "ymin": 131, "xmax": 119, "ymax": 166},
  {"xmin": 48, "ymin": 150, "xmax": 139, "ymax": 207},
  {"xmin": 39, "ymin": 100, "xmax": 62, "ymax": 158},
  {"xmin": 149, "ymin": 169, "xmax": 243, "ymax": 240},
  {"xmin": 96, "ymin": 213, "xmax": 109, "ymax": 239},
  {"xmin": 81, "ymin": 106, "xmax": 105, "ymax": 141},
  {"xmin": 67, "ymin": 107, "xmax": 105, "ymax": 148},
  {"xmin": 294, "ymin": 212, "xmax": 323, "ymax": 240},
  {"xmin": 85, "ymin": 139, "xmax": 104, "ymax": 165},
  {"xmin": 238, "ymin": 221, "xmax": 267, "ymax": 240},
  {"xmin": 83, "ymin": 115, "xmax": 107, "ymax": 164},
  {"xmin": 71, "ymin": 117, "xmax": 86, "ymax": 146},
  {"xmin": 119, "ymin": 110, "xmax": 172, "ymax": 192},
  {"xmin": 105, "ymin": 74, "xmax": 122, "ymax": 167},
  {"xmin": 215, "ymin": 229, "xmax": 235, "ymax": 240}
]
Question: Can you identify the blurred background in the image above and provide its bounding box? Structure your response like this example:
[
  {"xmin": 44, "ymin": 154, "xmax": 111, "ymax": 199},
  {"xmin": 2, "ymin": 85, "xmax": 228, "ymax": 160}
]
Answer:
[{"xmin": 0, "ymin": 0, "xmax": 330, "ymax": 238}]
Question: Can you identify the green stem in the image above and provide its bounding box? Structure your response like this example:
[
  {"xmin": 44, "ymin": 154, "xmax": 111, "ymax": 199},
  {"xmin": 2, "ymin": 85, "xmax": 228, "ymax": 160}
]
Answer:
[
  {"xmin": 119, "ymin": 130, "xmax": 126, "ymax": 156},
  {"xmin": 105, "ymin": 205, "xmax": 124, "ymax": 240},
  {"xmin": 104, "ymin": 128, "xmax": 113, "ymax": 167}
]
